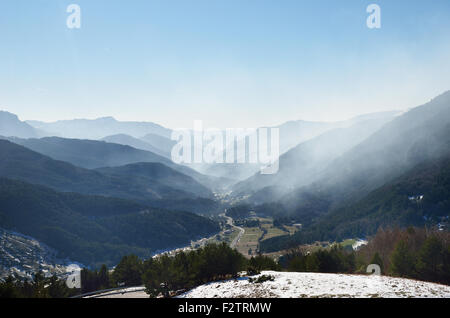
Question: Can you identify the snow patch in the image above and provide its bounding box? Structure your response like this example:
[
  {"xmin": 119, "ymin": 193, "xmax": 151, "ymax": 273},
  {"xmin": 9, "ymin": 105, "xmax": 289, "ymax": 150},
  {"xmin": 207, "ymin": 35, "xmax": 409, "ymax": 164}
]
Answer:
[{"xmin": 178, "ymin": 271, "xmax": 450, "ymax": 298}]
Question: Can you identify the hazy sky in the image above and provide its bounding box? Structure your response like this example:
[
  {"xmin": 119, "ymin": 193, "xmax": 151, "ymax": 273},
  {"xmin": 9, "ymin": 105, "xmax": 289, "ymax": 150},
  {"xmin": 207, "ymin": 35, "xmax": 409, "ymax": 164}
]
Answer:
[{"xmin": 1, "ymin": 0, "xmax": 450, "ymax": 129}]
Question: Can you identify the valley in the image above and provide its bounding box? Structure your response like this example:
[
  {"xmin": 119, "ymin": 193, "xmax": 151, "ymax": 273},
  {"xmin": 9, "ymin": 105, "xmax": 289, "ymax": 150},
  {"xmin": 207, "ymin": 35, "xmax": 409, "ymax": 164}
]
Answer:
[
  {"xmin": 1, "ymin": 91, "xmax": 450, "ymax": 297},
  {"xmin": 2, "ymin": 1, "xmax": 450, "ymax": 303}
]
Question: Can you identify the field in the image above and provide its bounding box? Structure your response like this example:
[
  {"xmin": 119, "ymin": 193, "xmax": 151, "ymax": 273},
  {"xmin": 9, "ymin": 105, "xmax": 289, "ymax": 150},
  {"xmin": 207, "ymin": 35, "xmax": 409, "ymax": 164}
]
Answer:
[
  {"xmin": 234, "ymin": 218, "xmax": 299, "ymax": 258},
  {"xmin": 235, "ymin": 227, "xmax": 264, "ymax": 256},
  {"xmin": 190, "ymin": 216, "xmax": 300, "ymax": 258}
]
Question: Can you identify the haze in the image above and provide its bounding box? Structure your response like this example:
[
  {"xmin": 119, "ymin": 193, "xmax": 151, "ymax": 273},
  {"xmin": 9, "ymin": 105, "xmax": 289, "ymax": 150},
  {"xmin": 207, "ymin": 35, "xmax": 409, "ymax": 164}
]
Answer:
[{"xmin": 0, "ymin": 0, "xmax": 450, "ymax": 128}]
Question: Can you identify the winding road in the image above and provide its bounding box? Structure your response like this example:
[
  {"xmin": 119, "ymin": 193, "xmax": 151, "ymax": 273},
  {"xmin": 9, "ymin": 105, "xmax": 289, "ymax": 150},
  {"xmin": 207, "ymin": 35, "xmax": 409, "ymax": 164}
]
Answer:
[{"xmin": 221, "ymin": 213, "xmax": 245, "ymax": 249}]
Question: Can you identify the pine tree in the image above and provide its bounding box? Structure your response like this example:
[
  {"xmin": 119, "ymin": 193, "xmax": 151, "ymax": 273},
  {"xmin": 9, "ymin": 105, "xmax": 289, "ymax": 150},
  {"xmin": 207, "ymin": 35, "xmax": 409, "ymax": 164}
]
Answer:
[
  {"xmin": 416, "ymin": 236, "xmax": 444, "ymax": 282},
  {"xmin": 0, "ymin": 276, "xmax": 20, "ymax": 298},
  {"xmin": 390, "ymin": 240, "xmax": 415, "ymax": 278},
  {"xmin": 112, "ymin": 255, "xmax": 143, "ymax": 287},
  {"xmin": 47, "ymin": 275, "xmax": 70, "ymax": 298},
  {"xmin": 370, "ymin": 252, "xmax": 384, "ymax": 274},
  {"xmin": 32, "ymin": 271, "xmax": 49, "ymax": 298},
  {"xmin": 98, "ymin": 264, "xmax": 111, "ymax": 290}
]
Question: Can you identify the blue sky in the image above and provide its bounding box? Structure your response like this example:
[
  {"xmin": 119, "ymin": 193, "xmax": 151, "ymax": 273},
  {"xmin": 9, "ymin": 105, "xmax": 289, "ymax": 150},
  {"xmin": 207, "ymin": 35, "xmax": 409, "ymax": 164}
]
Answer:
[{"xmin": 1, "ymin": 0, "xmax": 450, "ymax": 128}]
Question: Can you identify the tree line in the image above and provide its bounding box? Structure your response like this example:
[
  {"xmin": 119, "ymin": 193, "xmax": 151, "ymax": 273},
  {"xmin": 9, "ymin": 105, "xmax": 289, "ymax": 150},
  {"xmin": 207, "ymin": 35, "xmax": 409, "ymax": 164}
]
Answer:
[
  {"xmin": 281, "ymin": 227, "xmax": 450, "ymax": 285},
  {"xmin": 1, "ymin": 228, "xmax": 448, "ymax": 298},
  {"xmin": 0, "ymin": 243, "xmax": 279, "ymax": 298}
]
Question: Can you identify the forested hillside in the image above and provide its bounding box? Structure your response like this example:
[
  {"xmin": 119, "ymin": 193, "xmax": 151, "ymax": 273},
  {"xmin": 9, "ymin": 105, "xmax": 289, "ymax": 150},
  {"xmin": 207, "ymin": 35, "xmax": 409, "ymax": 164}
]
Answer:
[
  {"xmin": 260, "ymin": 153, "xmax": 450, "ymax": 252},
  {"xmin": 0, "ymin": 140, "xmax": 219, "ymax": 214},
  {"xmin": 275, "ymin": 91, "xmax": 450, "ymax": 223},
  {"xmin": 0, "ymin": 178, "xmax": 220, "ymax": 267}
]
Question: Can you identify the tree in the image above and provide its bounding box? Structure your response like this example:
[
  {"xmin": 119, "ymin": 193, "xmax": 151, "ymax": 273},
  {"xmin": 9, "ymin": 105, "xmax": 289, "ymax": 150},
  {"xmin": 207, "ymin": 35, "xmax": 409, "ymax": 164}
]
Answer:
[
  {"xmin": 112, "ymin": 255, "xmax": 143, "ymax": 287},
  {"xmin": 142, "ymin": 243, "xmax": 247, "ymax": 297},
  {"xmin": 416, "ymin": 236, "xmax": 444, "ymax": 283},
  {"xmin": 0, "ymin": 276, "xmax": 21, "ymax": 298},
  {"xmin": 31, "ymin": 271, "xmax": 49, "ymax": 298},
  {"xmin": 370, "ymin": 252, "xmax": 384, "ymax": 274},
  {"xmin": 390, "ymin": 240, "xmax": 416, "ymax": 277},
  {"xmin": 47, "ymin": 275, "xmax": 70, "ymax": 298},
  {"xmin": 98, "ymin": 264, "xmax": 111, "ymax": 290},
  {"xmin": 305, "ymin": 254, "xmax": 320, "ymax": 272},
  {"xmin": 249, "ymin": 255, "xmax": 281, "ymax": 271}
]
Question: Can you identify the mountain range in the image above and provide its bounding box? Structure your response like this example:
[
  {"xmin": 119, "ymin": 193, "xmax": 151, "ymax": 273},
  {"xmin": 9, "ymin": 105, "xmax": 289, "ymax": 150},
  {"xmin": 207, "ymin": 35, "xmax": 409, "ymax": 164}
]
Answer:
[
  {"xmin": 1, "ymin": 90, "xmax": 449, "ymax": 267},
  {"xmin": 0, "ymin": 139, "xmax": 218, "ymax": 214},
  {"xmin": 102, "ymin": 134, "xmax": 174, "ymax": 159},
  {"xmin": 0, "ymin": 177, "xmax": 219, "ymax": 267},
  {"xmin": 0, "ymin": 111, "xmax": 43, "ymax": 138},
  {"xmin": 26, "ymin": 116, "xmax": 171, "ymax": 140},
  {"xmin": 1, "ymin": 135, "xmax": 226, "ymax": 193},
  {"xmin": 257, "ymin": 91, "xmax": 450, "ymax": 251},
  {"xmin": 231, "ymin": 111, "xmax": 400, "ymax": 202},
  {"xmin": 260, "ymin": 151, "xmax": 450, "ymax": 253}
]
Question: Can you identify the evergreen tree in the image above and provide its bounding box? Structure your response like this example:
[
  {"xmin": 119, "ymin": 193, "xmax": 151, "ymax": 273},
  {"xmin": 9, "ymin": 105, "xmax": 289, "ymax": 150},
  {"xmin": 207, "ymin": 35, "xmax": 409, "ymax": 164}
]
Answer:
[
  {"xmin": 370, "ymin": 252, "xmax": 384, "ymax": 274},
  {"xmin": 31, "ymin": 271, "xmax": 49, "ymax": 298},
  {"xmin": 142, "ymin": 243, "xmax": 247, "ymax": 297},
  {"xmin": 249, "ymin": 255, "xmax": 280, "ymax": 271},
  {"xmin": 112, "ymin": 255, "xmax": 143, "ymax": 287},
  {"xmin": 98, "ymin": 264, "xmax": 111, "ymax": 290},
  {"xmin": 0, "ymin": 276, "xmax": 21, "ymax": 298},
  {"xmin": 416, "ymin": 236, "xmax": 444, "ymax": 283},
  {"xmin": 305, "ymin": 254, "xmax": 320, "ymax": 272},
  {"xmin": 47, "ymin": 275, "xmax": 70, "ymax": 298},
  {"xmin": 390, "ymin": 240, "xmax": 416, "ymax": 277}
]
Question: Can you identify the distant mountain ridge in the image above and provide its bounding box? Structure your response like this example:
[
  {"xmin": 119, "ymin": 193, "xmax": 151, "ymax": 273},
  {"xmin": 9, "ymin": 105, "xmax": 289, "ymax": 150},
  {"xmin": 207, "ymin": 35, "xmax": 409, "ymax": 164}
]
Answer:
[
  {"xmin": 140, "ymin": 133, "xmax": 177, "ymax": 158},
  {"xmin": 96, "ymin": 162, "xmax": 212, "ymax": 199},
  {"xmin": 270, "ymin": 91, "xmax": 450, "ymax": 218},
  {"xmin": 273, "ymin": 111, "xmax": 401, "ymax": 154},
  {"xmin": 4, "ymin": 136, "xmax": 172, "ymax": 169},
  {"xmin": 260, "ymin": 152, "xmax": 450, "ymax": 252},
  {"xmin": 303, "ymin": 90, "xmax": 450, "ymax": 211},
  {"xmin": 26, "ymin": 116, "xmax": 171, "ymax": 139},
  {"xmin": 232, "ymin": 112, "xmax": 399, "ymax": 202},
  {"xmin": 102, "ymin": 134, "xmax": 172, "ymax": 158},
  {"xmin": 0, "ymin": 111, "xmax": 42, "ymax": 138},
  {"xmin": 1, "ymin": 136, "xmax": 224, "ymax": 192},
  {"xmin": 257, "ymin": 91, "xmax": 450, "ymax": 251},
  {"xmin": 0, "ymin": 139, "xmax": 219, "ymax": 213}
]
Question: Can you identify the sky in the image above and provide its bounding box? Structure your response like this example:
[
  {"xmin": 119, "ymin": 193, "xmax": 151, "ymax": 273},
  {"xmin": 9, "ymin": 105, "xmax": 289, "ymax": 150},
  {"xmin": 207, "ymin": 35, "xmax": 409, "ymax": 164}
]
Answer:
[{"xmin": 0, "ymin": 0, "xmax": 450, "ymax": 129}]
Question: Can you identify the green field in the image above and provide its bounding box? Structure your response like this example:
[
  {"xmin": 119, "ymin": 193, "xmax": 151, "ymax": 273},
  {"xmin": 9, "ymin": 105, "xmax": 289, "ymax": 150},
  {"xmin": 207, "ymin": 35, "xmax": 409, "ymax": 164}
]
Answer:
[{"xmin": 235, "ymin": 217, "xmax": 299, "ymax": 258}]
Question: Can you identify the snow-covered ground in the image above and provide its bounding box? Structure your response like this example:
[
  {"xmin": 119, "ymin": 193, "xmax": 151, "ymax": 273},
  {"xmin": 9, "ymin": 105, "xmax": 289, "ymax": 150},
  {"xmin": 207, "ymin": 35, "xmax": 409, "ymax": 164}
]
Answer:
[
  {"xmin": 177, "ymin": 271, "xmax": 450, "ymax": 298},
  {"xmin": 87, "ymin": 271, "xmax": 450, "ymax": 298},
  {"xmin": 352, "ymin": 239, "xmax": 368, "ymax": 251}
]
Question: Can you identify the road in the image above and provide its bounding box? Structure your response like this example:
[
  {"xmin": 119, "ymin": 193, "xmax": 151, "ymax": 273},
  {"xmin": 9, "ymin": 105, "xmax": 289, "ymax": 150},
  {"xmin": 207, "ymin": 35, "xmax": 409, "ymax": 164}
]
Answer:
[
  {"xmin": 221, "ymin": 213, "xmax": 245, "ymax": 249},
  {"xmin": 82, "ymin": 287, "xmax": 148, "ymax": 298}
]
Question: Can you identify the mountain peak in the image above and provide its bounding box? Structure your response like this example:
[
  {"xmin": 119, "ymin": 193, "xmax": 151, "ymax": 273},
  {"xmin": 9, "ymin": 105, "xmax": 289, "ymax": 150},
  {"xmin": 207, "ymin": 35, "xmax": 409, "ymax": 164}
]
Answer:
[
  {"xmin": 431, "ymin": 90, "xmax": 450, "ymax": 102},
  {"xmin": 96, "ymin": 116, "xmax": 117, "ymax": 122},
  {"xmin": 0, "ymin": 110, "xmax": 20, "ymax": 121},
  {"xmin": 0, "ymin": 110, "xmax": 39, "ymax": 138}
]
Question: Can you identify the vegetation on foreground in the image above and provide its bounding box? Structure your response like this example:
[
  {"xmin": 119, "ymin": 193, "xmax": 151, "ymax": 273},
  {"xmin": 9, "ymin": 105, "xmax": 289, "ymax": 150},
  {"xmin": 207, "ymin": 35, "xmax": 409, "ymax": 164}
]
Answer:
[{"xmin": 1, "ymin": 227, "xmax": 449, "ymax": 298}]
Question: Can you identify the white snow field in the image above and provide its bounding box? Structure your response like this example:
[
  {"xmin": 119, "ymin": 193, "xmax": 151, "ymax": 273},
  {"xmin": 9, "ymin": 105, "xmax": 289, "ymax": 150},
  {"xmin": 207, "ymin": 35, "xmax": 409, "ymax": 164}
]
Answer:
[
  {"xmin": 177, "ymin": 271, "xmax": 450, "ymax": 298},
  {"xmin": 86, "ymin": 271, "xmax": 450, "ymax": 298}
]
